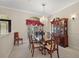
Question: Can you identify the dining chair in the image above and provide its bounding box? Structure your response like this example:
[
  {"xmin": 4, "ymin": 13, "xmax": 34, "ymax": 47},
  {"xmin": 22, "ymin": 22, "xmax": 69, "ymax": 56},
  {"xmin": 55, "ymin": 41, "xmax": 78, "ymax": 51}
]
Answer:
[
  {"xmin": 14, "ymin": 32, "xmax": 23, "ymax": 45},
  {"xmin": 44, "ymin": 33, "xmax": 59, "ymax": 58},
  {"xmin": 28, "ymin": 34, "xmax": 43, "ymax": 57}
]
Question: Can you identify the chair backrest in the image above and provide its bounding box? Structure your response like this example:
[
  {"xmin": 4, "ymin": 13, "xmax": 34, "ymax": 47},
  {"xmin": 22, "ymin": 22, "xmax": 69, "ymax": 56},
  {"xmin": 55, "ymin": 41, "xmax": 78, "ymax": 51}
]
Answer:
[
  {"xmin": 28, "ymin": 34, "xmax": 34, "ymax": 44},
  {"xmin": 50, "ymin": 33, "xmax": 59, "ymax": 50},
  {"xmin": 46, "ymin": 34, "xmax": 58, "ymax": 50},
  {"xmin": 14, "ymin": 32, "xmax": 19, "ymax": 40},
  {"xmin": 28, "ymin": 34, "xmax": 36, "ymax": 49},
  {"xmin": 43, "ymin": 32, "xmax": 48, "ymax": 41}
]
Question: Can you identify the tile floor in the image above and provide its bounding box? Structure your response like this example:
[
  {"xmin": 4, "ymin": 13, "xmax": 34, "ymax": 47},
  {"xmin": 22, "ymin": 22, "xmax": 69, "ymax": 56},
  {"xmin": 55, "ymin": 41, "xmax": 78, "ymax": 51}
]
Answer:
[{"xmin": 9, "ymin": 40, "xmax": 79, "ymax": 58}]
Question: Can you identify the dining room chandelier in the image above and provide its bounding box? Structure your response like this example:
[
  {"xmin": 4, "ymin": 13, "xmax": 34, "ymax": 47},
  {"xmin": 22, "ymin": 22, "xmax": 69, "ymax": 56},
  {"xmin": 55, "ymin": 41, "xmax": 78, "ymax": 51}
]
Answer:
[{"xmin": 40, "ymin": 3, "xmax": 48, "ymax": 24}]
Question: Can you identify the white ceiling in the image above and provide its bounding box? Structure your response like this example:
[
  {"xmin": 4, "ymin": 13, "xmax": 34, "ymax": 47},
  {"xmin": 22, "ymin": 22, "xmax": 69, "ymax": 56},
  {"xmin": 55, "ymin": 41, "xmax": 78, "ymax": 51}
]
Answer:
[{"xmin": 0, "ymin": 0, "xmax": 79, "ymax": 16}]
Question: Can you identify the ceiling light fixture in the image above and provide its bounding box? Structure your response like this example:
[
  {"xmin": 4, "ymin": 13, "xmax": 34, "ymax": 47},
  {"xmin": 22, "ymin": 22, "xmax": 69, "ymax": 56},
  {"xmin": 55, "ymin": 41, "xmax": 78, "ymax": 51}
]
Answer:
[{"xmin": 40, "ymin": 2, "xmax": 48, "ymax": 24}]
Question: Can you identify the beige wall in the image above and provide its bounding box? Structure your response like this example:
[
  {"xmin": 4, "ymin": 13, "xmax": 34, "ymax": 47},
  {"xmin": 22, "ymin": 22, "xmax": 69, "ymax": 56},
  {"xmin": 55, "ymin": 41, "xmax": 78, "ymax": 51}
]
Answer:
[
  {"xmin": 0, "ymin": 6, "xmax": 42, "ymax": 57},
  {"xmin": 53, "ymin": 1, "xmax": 79, "ymax": 50},
  {"xmin": 0, "ymin": 6, "xmax": 41, "ymax": 41}
]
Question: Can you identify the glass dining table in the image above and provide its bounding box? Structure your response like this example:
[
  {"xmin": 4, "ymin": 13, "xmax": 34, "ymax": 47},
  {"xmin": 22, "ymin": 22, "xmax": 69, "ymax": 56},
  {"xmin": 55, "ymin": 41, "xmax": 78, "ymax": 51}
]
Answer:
[{"xmin": 33, "ymin": 33, "xmax": 52, "ymax": 55}]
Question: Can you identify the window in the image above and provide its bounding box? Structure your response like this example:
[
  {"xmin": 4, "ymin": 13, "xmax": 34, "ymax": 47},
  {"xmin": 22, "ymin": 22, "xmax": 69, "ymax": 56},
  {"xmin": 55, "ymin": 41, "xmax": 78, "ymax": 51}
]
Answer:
[{"xmin": 0, "ymin": 19, "xmax": 11, "ymax": 35}]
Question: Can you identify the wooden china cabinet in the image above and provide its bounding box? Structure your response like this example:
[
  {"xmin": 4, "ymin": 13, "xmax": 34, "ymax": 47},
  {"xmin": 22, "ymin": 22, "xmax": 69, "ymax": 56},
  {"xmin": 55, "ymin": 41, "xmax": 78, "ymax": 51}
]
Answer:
[
  {"xmin": 59, "ymin": 18, "xmax": 68, "ymax": 47},
  {"xmin": 51, "ymin": 18, "xmax": 68, "ymax": 47}
]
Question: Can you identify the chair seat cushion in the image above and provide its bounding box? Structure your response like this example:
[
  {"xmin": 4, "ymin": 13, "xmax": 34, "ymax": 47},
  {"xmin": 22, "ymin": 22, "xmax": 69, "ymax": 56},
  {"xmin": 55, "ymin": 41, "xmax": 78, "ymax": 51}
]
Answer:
[
  {"xmin": 34, "ymin": 43, "xmax": 43, "ymax": 47},
  {"xmin": 45, "ymin": 42, "xmax": 54, "ymax": 50}
]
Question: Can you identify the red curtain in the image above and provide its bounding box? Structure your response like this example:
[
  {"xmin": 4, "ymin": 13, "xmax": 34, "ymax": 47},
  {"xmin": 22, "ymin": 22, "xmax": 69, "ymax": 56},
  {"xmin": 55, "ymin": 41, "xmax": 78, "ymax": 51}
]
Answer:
[{"xmin": 26, "ymin": 19, "xmax": 44, "ymax": 26}]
